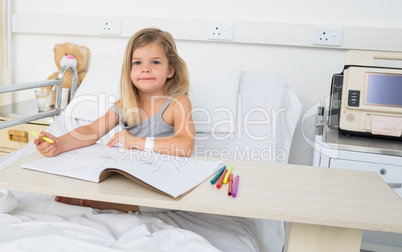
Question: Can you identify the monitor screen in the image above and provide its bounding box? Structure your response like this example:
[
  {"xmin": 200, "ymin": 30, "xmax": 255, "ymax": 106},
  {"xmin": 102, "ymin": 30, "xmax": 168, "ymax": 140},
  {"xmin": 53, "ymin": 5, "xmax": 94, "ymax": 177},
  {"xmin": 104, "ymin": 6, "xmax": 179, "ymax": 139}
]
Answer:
[{"xmin": 365, "ymin": 73, "xmax": 402, "ymax": 107}]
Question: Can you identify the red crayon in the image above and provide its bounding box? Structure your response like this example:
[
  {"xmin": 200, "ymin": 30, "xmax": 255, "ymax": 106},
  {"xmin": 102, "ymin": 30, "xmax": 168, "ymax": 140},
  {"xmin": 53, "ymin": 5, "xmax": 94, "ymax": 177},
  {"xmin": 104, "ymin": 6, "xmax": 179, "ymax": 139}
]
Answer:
[
  {"xmin": 216, "ymin": 169, "xmax": 227, "ymax": 189},
  {"xmin": 228, "ymin": 173, "xmax": 234, "ymax": 195}
]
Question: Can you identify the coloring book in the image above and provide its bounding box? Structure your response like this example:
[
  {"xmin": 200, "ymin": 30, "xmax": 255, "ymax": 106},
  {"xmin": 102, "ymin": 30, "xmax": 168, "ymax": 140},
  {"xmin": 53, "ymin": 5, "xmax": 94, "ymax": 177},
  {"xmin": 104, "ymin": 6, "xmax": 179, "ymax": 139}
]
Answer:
[{"xmin": 22, "ymin": 144, "xmax": 221, "ymax": 198}]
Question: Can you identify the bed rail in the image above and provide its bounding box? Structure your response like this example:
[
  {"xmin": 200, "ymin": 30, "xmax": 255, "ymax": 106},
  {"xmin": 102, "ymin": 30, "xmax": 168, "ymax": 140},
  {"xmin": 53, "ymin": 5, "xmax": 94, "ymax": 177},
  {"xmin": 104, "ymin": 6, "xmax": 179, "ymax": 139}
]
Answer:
[{"xmin": 0, "ymin": 64, "xmax": 78, "ymax": 130}]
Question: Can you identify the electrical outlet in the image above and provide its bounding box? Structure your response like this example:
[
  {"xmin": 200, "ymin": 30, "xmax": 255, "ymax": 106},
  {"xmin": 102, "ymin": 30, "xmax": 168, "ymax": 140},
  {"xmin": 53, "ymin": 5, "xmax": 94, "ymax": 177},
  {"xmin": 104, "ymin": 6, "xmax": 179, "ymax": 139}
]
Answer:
[
  {"xmin": 99, "ymin": 18, "xmax": 121, "ymax": 35},
  {"xmin": 207, "ymin": 22, "xmax": 234, "ymax": 41},
  {"xmin": 312, "ymin": 27, "xmax": 343, "ymax": 46}
]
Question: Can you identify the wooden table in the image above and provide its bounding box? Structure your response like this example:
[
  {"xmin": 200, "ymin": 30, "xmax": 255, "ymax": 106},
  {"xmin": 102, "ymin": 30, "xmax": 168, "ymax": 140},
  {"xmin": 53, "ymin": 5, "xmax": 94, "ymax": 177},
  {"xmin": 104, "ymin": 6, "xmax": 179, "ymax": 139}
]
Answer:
[{"xmin": 1, "ymin": 151, "xmax": 402, "ymax": 252}]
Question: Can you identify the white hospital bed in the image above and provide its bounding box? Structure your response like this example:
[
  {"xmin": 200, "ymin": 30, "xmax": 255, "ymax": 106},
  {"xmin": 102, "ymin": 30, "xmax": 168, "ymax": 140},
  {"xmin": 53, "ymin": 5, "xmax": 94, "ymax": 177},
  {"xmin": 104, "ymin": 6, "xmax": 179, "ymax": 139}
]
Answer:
[{"xmin": 0, "ymin": 53, "xmax": 302, "ymax": 252}]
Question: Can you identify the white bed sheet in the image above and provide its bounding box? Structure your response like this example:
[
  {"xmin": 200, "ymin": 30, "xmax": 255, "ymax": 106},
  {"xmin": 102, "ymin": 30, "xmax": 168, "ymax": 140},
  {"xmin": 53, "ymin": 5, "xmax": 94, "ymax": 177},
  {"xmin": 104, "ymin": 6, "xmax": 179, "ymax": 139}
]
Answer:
[
  {"xmin": 0, "ymin": 200, "xmax": 285, "ymax": 252},
  {"xmin": 0, "ymin": 200, "xmax": 221, "ymax": 252}
]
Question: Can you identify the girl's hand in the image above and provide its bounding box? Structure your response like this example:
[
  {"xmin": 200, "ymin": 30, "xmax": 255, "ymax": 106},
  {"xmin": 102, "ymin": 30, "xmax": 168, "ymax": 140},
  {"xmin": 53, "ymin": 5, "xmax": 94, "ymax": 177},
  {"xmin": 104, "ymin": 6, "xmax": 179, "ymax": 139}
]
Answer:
[
  {"xmin": 33, "ymin": 131, "xmax": 61, "ymax": 157},
  {"xmin": 107, "ymin": 130, "xmax": 145, "ymax": 150}
]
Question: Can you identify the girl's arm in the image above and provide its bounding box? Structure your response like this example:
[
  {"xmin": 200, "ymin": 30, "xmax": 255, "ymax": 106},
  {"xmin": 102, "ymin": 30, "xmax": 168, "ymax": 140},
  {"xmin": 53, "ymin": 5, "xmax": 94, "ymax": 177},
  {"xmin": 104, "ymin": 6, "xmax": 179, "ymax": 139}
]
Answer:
[
  {"xmin": 34, "ymin": 105, "xmax": 120, "ymax": 157},
  {"xmin": 153, "ymin": 95, "xmax": 195, "ymax": 157}
]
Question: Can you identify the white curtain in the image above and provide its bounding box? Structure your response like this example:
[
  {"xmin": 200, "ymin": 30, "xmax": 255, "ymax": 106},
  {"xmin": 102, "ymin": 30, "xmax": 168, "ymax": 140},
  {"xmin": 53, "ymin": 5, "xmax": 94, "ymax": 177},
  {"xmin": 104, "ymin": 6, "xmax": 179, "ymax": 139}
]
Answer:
[{"xmin": 0, "ymin": 0, "xmax": 9, "ymax": 106}]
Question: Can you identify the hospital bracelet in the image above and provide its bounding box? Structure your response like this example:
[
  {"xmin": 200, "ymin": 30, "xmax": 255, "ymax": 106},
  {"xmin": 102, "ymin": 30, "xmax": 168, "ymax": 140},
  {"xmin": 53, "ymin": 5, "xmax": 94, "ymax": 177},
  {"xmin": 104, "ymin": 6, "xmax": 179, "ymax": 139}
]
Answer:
[{"xmin": 144, "ymin": 137, "xmax": 155, "ymax": 152}]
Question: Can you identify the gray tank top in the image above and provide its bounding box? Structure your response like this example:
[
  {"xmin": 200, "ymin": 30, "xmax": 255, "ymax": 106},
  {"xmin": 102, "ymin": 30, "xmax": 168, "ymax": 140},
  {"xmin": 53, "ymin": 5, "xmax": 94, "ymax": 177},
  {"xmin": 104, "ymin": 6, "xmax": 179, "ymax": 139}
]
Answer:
[{"xmin": 111, "ymin": 96, "xmax": 175, "ymax": 138}]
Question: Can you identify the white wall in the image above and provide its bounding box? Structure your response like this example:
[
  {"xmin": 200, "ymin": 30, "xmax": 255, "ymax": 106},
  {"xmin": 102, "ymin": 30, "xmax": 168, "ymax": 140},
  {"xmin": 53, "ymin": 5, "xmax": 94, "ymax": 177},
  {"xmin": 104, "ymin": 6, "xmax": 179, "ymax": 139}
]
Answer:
[{"xmin": 9, "ymin": 0, "xmax": 402, "ymax": 165}]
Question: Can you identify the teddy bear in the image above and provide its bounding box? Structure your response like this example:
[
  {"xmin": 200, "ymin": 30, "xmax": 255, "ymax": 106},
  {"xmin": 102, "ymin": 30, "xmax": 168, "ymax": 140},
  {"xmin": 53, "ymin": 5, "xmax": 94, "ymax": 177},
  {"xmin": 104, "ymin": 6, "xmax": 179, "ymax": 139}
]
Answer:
[{"xmin": 42, "ymin": 42, "xmax": 90, "ymax": 105}]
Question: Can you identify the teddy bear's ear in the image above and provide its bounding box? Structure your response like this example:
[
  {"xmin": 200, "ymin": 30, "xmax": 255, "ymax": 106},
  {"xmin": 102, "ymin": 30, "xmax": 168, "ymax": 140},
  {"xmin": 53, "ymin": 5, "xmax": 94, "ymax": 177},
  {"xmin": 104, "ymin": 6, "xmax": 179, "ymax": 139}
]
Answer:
[
  {"xmin": 80, "ymin": 46, "xmax": 91, "ymax": 58},
  {"xmin": 54, "ymin": 43, "xmax": 62, "ymax": 52}
]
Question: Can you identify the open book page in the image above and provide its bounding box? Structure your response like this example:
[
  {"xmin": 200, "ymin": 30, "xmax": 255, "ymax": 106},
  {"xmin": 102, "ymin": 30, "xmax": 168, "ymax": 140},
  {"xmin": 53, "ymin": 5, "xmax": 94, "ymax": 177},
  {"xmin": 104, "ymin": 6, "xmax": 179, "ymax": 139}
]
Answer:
[{"xmin": 22, "ymin": 144, "xmax": 222, "ymax": 198}]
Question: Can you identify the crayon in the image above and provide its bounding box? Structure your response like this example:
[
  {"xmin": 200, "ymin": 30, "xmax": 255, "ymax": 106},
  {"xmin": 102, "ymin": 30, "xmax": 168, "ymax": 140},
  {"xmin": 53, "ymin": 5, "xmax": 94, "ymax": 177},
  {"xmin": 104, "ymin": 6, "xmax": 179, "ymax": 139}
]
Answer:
[
  {"xmin": 223, "ymin": 165, "xmax": 233, "ymax": 184},
  {"xmin": 31, "ymin": 131, "xmax": 54, "ymax": 144},
  {"xmin": 210, "ymin": 166, "xmax": 226, "ymax": 184},
  {"xmin": 228, "ymin": 173, "xmax": 234, "ymax": 196},
  {"xmin": 216, "ymin": 169, "xmax": 227, "ymax": 189},
  {"xmin": 232, "ymin": 175, "xmax": 239, "ymax": 197}
]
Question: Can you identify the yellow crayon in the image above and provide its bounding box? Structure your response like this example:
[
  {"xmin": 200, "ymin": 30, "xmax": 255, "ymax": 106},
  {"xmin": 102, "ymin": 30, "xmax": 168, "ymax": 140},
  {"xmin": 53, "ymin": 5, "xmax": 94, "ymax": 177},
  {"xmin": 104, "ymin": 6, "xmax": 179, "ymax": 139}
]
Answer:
[
  {"xmin": 31, "ymin": 131, "xmax": 54, "ymax": 144},
  {"xmin": 223, "ymin": 165, "xmax": 233, "ymax": 184}
]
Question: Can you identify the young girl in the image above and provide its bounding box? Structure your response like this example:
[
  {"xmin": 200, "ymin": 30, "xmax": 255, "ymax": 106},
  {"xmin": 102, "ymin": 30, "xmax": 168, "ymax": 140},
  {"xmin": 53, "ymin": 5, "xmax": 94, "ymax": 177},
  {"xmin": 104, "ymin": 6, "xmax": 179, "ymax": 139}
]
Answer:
[{"xmin": 34, "ymin": 28, "xmax": 195, "ymax": 211}]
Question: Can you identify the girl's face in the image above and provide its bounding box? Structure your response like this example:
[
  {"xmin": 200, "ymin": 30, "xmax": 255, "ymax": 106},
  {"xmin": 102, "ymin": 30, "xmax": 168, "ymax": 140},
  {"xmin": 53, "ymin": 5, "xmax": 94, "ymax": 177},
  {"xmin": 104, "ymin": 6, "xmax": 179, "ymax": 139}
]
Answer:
[{"xmin": 131, "ymin": 42, "xmax": 175, "ymax": 96}]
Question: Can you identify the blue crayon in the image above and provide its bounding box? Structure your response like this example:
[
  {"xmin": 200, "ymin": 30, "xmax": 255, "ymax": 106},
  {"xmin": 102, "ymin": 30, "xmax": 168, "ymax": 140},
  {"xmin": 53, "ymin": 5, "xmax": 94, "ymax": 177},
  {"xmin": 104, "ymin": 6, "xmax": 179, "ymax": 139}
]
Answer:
[{"xmin": 210, "ymin": 166, "xmax": 226, "ymax": 184}]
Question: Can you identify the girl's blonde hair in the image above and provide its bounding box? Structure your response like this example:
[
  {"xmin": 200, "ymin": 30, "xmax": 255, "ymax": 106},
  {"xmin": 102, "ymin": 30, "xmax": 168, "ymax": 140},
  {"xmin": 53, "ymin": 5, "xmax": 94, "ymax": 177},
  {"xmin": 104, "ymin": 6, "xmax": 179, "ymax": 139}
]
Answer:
[{"xmin": 120, "ymin": 28, "xmax": 189, "ymax": 125}]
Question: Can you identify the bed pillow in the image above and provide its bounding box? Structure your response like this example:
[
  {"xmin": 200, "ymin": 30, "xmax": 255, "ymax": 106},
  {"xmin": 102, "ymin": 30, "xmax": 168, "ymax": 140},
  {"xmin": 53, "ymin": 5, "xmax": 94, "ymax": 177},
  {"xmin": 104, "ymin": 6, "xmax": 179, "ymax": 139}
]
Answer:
[
  {"xmin": 193, "ymin": 71, "xmax": 303, "ymax": 163},
  {"xmin": 186, "ymin": 61, "xmax": 242, "ymax": 133},
  {"xmin": 65, "ymin": 53, "xmax": 242, "ymax": 134},
  {"xmin": 64, "ymin": 53, "xmax": 122, "ymax": 121}
]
